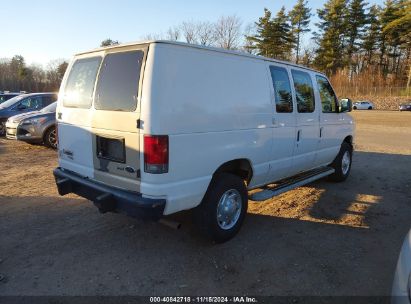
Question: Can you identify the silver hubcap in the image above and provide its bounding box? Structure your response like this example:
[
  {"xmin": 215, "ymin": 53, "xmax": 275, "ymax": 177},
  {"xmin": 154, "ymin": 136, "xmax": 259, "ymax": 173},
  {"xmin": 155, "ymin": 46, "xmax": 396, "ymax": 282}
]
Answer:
[
  {"xmin": 49, "ymin": 129, "xmax": 57, "ymax": 148},
  {"xmin": 342, "ymin": 151, "xmax": 351, "ymax": 175},
  {"xmin": 217, "ymin": 189, "xmax": 242, "ymax": 230}
]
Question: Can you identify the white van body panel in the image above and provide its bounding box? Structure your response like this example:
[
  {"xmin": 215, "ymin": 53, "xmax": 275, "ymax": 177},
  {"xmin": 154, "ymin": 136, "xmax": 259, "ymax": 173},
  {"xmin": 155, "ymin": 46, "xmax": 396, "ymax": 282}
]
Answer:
[
  {"xmin": 140, "ymin": 43, "xmax": 273, "ymax": 213},
  {"xmin": 56, "ymin": 40, "xmax": 355, "ymax": 217},
  {"xmin": 265, "ymin": 64, "xmax": 296, "ymax": 182},
  {"xmin": 58, "ymin": 122, "xmax": 94, "ymax": 178}
]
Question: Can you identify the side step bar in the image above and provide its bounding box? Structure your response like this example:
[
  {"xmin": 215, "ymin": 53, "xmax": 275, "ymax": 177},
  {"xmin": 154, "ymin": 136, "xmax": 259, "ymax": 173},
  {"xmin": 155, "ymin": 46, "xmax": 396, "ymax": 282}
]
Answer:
[{"xmin": 249, "ymin": 167, "xmax": 335, "ymax": 202}]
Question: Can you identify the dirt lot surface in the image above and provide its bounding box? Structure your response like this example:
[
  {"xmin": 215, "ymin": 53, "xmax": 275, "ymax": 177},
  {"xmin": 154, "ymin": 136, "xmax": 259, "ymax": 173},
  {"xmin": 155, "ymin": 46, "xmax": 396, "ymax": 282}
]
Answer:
[{"xmin": 0, "ymin": 110, "xmax": 410, "ymax": 297}]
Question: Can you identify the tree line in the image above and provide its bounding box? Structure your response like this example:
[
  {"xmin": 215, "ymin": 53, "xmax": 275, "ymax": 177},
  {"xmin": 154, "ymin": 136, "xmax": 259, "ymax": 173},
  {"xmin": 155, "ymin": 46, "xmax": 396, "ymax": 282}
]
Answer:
[
  {"xmin": 125, "ymin": 0, "xmax": 409, "ymax": 91},
  {"xmin": 2, "ymin": 0, "xmax": 409, "ymax": 93},
  {"xmin": 0, "ymin": 56, "xmax": 68, "ymax": 93}
]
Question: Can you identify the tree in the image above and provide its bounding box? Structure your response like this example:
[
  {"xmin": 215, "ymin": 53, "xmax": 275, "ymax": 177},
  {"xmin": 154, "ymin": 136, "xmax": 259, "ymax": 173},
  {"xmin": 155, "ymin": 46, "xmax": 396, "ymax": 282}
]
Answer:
[
  {"xmin": 246, "ymin": 7, "xmax": 293, "ymax": 59},
  {"xmin": 214, "ymin": 15, "xmax": 242, "ymax": 50},
  {"xmin": 378, "ymin": 0, "xmax": 400, "ymax": 74},
  {"xmin": 57, "ymin": 62, "xmax": 69, "ymax": 80},
  {"xmin": 166, "ymin": 26, "xmax": 181, "ymax": 41},
  {"xmin": 289, "ymin": 0, "xmax": 311, "ymax": 63},
  {"xmin": 382, "ymin": 0, "xmax": 411, "ymax": 88},
  {"xmin": 246, "ymin": 8, "xmax": 275, "ymax": 57},
  {"xmin": 314, "ymin": 0, "xmax": 348, "ymax": 75},
  {"xmin": 270, "ymin": 7, "xmax": 294, "ymax": 60},
  {"xmin": 100, "ymin": 38, "xmax": 119, "ymax": 47},
  {"xmin": 345, "ymin": 0, "xmax": 368, "ymax": 75},
  {"xmin": 196, "ymin": 21, "xmax": 215, "ymax": 46},
  {"xmin": 242, "ymin": 23, "xmax": 257, "ymax": 54},
  {"xmin": 362, "ymin": 5, "xmax": 381, "ymax": 65},
  {"xmin": 181, "ymin": 21, "xmax": 198, "ymax": 44}
]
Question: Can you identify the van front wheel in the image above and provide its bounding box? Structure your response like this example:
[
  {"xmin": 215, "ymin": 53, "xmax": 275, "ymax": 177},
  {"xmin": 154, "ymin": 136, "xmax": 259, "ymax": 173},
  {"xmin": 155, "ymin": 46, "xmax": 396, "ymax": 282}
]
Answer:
[
  {"xmin": 328, "ymin": 142, "xmax": 352, "ymax": 182},
  {"xmin": 194, "ymin": 173, "xmax": 248, "ymax": 243}
]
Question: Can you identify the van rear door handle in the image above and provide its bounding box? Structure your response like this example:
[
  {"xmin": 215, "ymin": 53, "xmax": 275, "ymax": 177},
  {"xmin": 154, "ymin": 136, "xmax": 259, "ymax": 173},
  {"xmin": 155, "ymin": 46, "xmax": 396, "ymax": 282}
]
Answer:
[
  {"xmin": 320, "ymin": 127, "xmax": 324, "ymax": 138},
  {"xmin": 297, "ymin": 129, "xmax": 302, "ymax": 142}
]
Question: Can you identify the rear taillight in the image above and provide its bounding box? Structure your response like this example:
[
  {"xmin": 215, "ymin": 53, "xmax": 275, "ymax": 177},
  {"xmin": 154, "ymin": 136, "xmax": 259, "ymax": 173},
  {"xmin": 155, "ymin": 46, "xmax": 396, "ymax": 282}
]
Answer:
[{"xmin": 144, "ymin": 135, "xmax": 169, "ymax": 174}]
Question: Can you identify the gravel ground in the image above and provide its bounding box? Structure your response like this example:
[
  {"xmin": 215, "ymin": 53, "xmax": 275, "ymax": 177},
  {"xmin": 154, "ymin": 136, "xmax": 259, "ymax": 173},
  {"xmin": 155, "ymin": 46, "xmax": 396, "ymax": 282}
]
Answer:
[{"xmin": 0, "ymin": 110, "xmax": 410, "ymax": 297}]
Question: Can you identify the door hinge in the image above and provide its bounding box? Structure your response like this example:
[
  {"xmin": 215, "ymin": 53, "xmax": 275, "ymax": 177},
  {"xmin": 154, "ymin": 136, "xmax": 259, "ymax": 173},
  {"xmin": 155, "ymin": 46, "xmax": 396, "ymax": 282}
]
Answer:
[{"xmin": 137, "ymin": 119, "xmax": 144, "ymax": 129}]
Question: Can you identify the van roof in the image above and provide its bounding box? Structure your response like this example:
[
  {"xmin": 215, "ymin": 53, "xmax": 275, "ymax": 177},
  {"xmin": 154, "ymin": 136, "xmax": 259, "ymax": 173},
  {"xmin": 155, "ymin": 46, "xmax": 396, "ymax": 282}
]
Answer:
[{"xmin": 76, "ymin": 40, "xmax": 324, "ymax": 75}]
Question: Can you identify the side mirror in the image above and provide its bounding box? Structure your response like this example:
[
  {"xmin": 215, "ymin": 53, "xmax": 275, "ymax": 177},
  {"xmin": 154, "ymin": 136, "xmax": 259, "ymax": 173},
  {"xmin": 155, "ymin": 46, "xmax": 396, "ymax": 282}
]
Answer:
[
  {"xmin": 339, "ymin": 98, "xmax": 352, "ymax": 113},
  {"xmin": 17, "ymin": 104, "xmax": 27, "ymax": 110}
]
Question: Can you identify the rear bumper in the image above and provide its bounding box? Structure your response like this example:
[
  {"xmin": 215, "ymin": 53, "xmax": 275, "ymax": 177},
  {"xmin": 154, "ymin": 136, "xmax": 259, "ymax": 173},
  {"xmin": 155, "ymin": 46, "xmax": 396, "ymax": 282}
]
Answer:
[{"xmin": 53, "ymin": 167, "xmax": 166, "ymax": 221}]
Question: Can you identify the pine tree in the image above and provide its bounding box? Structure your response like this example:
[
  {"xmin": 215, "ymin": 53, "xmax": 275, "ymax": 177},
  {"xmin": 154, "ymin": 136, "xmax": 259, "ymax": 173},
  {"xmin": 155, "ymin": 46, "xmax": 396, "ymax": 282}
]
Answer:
[
  {"xmin": 314, "ymin": 0, "xmax": 348, "ymax": 75},
  {"xmin": 270, "ymin": 7, "xmax": 294, "ymax": 60},
  {"xmin": 289, "ymin": 0, "xmax": 312, "ymax": 63},
  {"xmin": 100, "ymin": 39, "xmax": 119, "ymax": 47},
  {"xmin": 245, "ymin": 8, "xmax": 274, "ymax": 57},
  {"xmin": 378, "ymin": 0, "xmax": 399, "ymax": 74},
  {"xmin": 345, "ymin": 0, "xmax": 368, "ymax": 74},
  {"xmin": 362, "ymin": 5, "xmax": 381, "ymax": 65},
  {"xmin": 382, "ymin": 0, "xmax": 411, "ymax": 87},
  {"xmin": 245, "ymin": 7, "xmax": 293, "ymax": 60}
]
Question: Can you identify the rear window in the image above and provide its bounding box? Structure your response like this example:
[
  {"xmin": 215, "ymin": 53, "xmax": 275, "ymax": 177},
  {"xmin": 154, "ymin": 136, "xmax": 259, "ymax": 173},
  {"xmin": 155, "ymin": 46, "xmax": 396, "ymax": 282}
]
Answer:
[
  {"xmin": 94, "ymin": 51, "xmax": 144, "ymax": 112},
  {"xmin": 63, "ymin": 57, "xmax": 102, "ymax": 108}
]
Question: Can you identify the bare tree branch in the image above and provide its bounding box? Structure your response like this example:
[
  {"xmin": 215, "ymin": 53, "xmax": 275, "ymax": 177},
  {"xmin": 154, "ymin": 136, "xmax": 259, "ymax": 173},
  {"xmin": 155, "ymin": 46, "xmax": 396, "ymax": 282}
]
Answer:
[{"xmin": 214, "ymin": 15, "xmax": 243, "ymax": 50}]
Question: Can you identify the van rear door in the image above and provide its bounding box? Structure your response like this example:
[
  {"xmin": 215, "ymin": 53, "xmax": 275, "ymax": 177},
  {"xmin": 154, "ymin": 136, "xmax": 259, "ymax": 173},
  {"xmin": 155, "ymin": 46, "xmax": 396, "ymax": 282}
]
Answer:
[{"xmin": 57, "ymin": 46, "xmax": 147, "ymax": 192}]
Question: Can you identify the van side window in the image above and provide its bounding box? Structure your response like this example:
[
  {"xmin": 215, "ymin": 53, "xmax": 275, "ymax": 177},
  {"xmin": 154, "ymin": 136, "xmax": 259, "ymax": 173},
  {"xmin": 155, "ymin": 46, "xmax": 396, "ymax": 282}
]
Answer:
[
  {"xmin": 63, "ymin": 57, "xmax": 102, "ymax": 108},
  {"xmin": 269, "ymin": 66, "xmax": 293, "ymax": 113},
  {"xmin": 291, "ymin": 70, "xmax": 315, "ymax": 113},
  {"xmin": 316, "ymin": 75, "xmax": 337, "ymax": 113},
  {"xmin": 94, "ymin": 51, "xmax": 144, "ymax": 112}
]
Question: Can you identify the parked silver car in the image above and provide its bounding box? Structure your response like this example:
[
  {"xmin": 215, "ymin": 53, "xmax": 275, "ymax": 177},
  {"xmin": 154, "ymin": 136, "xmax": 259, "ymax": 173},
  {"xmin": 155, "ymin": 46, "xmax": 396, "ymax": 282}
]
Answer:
[
  {"xmin": 6, "ymin": 102, "xmax": 57, "ymax": 148},
  {"xmin": 0, "ymin": 93, "xmax": 57, "ymax": 135},
  {"xmin": 352, "ymin": 100, "xmax": 374, "ymax": 110}
]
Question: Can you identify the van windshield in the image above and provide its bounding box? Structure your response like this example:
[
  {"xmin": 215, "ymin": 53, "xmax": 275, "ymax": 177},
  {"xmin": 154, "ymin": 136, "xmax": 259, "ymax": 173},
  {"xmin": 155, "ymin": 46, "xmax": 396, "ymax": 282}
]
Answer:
[{"xmin": 63, "ymin": 57, "xmax": 102, "ymax": 108}]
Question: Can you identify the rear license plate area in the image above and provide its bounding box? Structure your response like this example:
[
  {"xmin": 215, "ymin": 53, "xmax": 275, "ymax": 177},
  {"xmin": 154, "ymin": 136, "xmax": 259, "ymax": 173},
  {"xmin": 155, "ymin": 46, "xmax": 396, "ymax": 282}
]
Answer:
[{"xmin": 96, "ymin": 135, "xmax": 125, "ymax": 163}]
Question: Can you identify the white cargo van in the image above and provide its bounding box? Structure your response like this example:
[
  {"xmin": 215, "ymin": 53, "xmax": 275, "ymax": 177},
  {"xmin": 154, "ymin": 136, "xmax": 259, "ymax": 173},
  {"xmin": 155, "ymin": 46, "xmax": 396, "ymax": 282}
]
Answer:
[{"xmin": 54, "ymin": 41, "xmax": 354, "ymax": 242}]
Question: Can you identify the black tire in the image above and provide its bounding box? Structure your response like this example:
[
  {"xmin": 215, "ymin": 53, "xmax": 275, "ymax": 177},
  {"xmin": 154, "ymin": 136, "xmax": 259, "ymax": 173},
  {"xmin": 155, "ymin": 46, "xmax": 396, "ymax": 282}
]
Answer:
[
  {"xmin": 0, "ymin": 122, "xmax": 6, "ymax": 136},
  {"xmin": 193, "ymin": 173, "xmax": 248, "ymax": 243},
  {"xmin": 353, "ymin": 106, "xmax": 357, "ymax": 110},
  {"xmin": 368, "ymin": 106, "xmax": 372, "ymax": 110},
  {"xmin": 328, "ymin": 142, "xmax": 353, "ymax": 182},
  {"xmin": 44, "ymin": 127, "xmax": 57, "ymax": 149}
]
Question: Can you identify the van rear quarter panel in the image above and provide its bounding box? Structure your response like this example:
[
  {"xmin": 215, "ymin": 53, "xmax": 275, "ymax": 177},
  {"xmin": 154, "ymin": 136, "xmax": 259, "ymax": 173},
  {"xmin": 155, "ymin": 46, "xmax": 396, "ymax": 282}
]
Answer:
[{"xmin": 140, "ymin": 43, "xmax": 273, "ymax": 214}]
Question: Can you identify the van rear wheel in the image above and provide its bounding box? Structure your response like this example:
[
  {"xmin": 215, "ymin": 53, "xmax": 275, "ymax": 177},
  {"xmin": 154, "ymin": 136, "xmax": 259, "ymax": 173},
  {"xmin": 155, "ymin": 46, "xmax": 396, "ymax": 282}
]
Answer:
[
  {"xmin": 328, "ymin": 142, "xmax": 352, "ymax": 182},
  {"xmin": 193, "ymin": 173, "xmax": 248, "ymax": 243}
]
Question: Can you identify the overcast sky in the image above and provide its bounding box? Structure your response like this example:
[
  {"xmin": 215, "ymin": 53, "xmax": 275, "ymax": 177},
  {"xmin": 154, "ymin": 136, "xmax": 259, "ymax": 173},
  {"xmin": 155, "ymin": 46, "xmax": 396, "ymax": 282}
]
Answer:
[{"xmin": 2, "ymin": 0, "xmax": 384, "ymax": 67}]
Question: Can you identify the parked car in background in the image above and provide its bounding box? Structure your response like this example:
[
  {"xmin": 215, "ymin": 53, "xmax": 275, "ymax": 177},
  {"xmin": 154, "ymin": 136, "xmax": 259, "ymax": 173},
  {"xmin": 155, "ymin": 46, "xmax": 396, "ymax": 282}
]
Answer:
[
  {"xmin": 0, "ymin": 93, "xmax": 57, "ymax": 135},
  {"xmin": 0, "ymin": 92, "xmax": 21, "ymax": 104},
  {"xmin": 392, "ymin": 229, "xmax": 411, "ymax": 304},
  {"xmin": 399, "ymin": 102, "xmax": 411, "ymax": 112},
  {"xmin": 6, "ymin": 102, "xmax": 57, "ymax": 148},
  {"xmin": 353, "ymin": 101, "xmax": 374, "ymax": 110}
]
